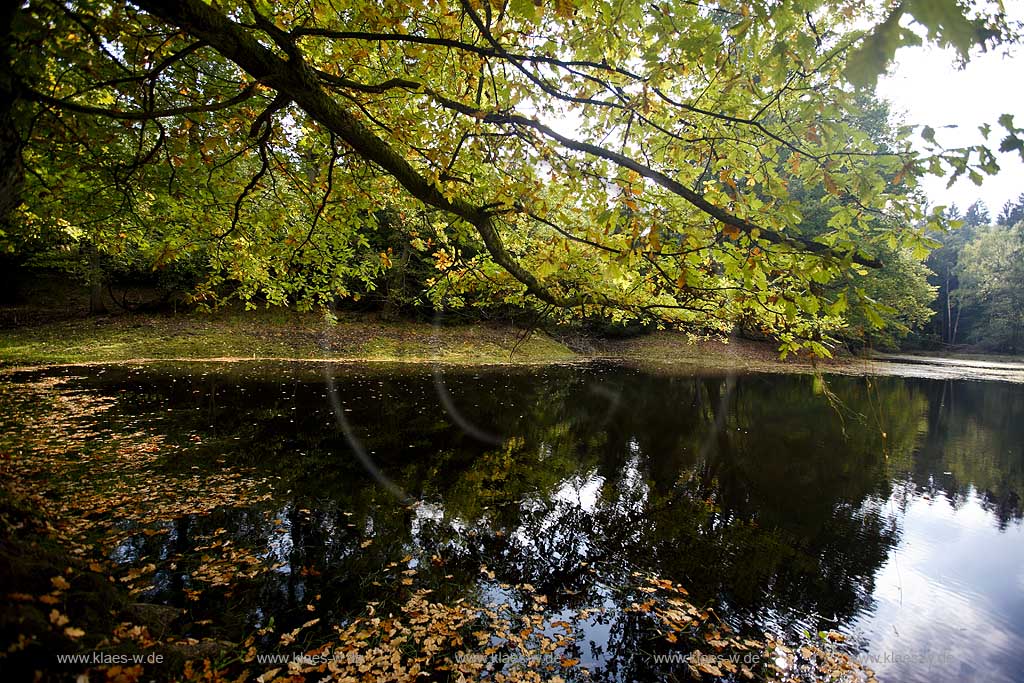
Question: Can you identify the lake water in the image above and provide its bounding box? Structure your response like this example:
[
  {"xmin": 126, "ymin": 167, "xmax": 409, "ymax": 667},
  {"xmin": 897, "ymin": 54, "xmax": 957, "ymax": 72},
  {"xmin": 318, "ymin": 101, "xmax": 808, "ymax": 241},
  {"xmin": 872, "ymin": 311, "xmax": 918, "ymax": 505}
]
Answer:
[{"xmin": 4, "ymin": 361, "xmax": 1023, "ymax": 682}]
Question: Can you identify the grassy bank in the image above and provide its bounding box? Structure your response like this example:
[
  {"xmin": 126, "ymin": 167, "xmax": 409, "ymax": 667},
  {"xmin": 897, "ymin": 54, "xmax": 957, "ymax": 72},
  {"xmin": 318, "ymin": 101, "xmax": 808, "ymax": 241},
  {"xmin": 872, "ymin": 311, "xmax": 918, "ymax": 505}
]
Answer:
[
  {"xmin": 0, "ymin": 310, "xmax": 868, "ymax": 374},
  {"xmin": 0, "ymin": 311, "xmax": 578, "ymax": 365},
  {"xmin": 1, "ymin": 309, "xmax": 851, "ymax": 371}
]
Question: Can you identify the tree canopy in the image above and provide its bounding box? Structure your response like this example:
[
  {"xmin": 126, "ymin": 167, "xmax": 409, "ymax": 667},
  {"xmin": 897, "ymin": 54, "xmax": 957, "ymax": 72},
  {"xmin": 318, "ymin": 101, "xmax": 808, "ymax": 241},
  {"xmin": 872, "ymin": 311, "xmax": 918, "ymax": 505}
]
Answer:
[{"xmin": 3, "ymin": 0, "xmax": 1021, "ymax": 354}]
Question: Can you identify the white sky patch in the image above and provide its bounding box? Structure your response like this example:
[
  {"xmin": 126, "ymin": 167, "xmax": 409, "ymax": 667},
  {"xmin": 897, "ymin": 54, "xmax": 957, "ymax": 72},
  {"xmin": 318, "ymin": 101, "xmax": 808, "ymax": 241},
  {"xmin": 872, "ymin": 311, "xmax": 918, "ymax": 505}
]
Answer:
[{"xmin": 878, "ymin": 16, "xmax": 1024, "ymax": 214}]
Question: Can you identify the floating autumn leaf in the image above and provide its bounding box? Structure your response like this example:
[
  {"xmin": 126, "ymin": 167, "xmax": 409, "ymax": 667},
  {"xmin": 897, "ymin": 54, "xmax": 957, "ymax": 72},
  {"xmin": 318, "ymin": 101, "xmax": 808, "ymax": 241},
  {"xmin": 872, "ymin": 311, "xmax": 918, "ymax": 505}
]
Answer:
[
  {"xmin": 50, "ymin": 575, "xmax": 71, "ymax": 591},
  {"xmin": 63, "ymin": 626, "xmax": 85, "ymax": 639},
  {"xmin": 698, "ymin": 661, "xmax": 723, "ymax": 676},
  {"xmin": 103, "ymin": 664, "xmax": 144, "ymax": 683},
  {"xmin": 49, "ymin": 609, "xmax": 70, "ymax": 627},
  {"xmin": 255, "ymin": 668, "xmax": 280, "ymax": 683}
]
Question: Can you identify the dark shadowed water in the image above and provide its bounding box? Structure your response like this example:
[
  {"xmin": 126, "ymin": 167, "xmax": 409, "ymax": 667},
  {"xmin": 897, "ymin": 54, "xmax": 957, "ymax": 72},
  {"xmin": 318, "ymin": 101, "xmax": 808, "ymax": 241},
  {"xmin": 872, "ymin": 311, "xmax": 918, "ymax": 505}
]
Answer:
[{"xmin": 4, "ymin": 361, "xmax": 1023, "ymax": 682}]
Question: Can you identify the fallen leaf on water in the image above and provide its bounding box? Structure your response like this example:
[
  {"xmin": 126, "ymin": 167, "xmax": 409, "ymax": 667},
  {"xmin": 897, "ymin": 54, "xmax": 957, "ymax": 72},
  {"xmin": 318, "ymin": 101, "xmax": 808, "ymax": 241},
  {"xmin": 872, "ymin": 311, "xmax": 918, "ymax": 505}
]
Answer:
[
  {"xmin": 256, "ymin": 668, "xmax": 280, "ymax": 683},
  {"xmin": 698, "ymin": 661, "xmax": 723, "ymax": 676}
]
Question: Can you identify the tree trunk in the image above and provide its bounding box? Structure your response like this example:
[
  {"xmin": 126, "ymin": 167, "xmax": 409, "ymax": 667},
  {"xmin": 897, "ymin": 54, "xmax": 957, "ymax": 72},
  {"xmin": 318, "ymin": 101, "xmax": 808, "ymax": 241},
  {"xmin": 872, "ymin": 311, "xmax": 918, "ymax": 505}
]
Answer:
[
  {"xmin": 86, "ymin": 244, "xmax": 107, "ymax": 315},
  {"xmin": 951, "ymin": 301, "xmax": 961, "ymax": 346},
  {"xmin": 382, "ymin": 241, "xmax": 411, "ymax": 321},
  {"xmin": 945, "ymin": 269, "xmax": 953, "ymax": 344},
  {"xmin": 0, "ymin": 4, "xmax": 24, "ymax": 229}
]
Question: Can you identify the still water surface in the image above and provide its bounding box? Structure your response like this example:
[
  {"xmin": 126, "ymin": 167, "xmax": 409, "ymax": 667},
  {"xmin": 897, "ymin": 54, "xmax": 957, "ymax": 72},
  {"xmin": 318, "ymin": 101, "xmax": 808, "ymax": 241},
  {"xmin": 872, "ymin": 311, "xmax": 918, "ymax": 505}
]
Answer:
[{"xmin": 7, "ymin": 362, "xmax": 1023, "ymax": 682}]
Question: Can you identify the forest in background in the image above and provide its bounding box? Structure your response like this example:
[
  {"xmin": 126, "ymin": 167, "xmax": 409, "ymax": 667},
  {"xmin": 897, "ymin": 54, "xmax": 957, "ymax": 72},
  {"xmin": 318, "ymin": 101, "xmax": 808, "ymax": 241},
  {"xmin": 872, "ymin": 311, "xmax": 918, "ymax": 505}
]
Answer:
[{"xmin": 925, "ymin": 195, "xmax": 1024, "ymax": 353}]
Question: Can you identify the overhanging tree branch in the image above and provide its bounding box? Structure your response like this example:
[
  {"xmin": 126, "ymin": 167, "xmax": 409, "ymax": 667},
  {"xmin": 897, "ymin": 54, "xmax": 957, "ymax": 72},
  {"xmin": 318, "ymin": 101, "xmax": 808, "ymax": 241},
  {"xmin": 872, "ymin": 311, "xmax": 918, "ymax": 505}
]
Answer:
[{"xmin": 131, "ymin": 0, "xmax": 879, "ymax": 313}]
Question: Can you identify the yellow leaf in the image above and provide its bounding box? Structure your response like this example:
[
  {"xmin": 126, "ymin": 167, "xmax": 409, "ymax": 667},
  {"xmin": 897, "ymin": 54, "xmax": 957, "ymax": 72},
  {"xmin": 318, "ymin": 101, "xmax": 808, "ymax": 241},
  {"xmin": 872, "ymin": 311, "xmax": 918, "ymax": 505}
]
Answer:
[
  {"xmin": 63, "ymin": 626, "xmax": 85, "ymax": 639},
  {"xmin": 256, "ymin": 668, "xmax": 281, "ymax": 683}
]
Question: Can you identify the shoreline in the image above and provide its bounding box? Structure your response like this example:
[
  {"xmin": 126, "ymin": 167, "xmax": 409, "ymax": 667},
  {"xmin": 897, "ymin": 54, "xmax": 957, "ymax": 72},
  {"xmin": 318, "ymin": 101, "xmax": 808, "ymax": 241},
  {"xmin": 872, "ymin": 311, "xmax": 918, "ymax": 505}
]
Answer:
[{"xmin": 2, "ymin": 312, "xmax": 1023, "ymax": 383}]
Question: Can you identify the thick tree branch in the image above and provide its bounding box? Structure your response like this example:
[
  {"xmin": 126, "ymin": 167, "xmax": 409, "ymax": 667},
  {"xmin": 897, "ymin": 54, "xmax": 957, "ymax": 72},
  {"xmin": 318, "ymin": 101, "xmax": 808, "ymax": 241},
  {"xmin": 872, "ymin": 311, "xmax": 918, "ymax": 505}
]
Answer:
[
  {"xmin": 134, "ymin": 0, "xmax": 576, "ymax": 307},
  {"xmin": 408, "ymin": 88, "xmax": 882, "ymax": 267},
  {"xmin": 312, "ymin": 72, "xmax": 881, "ymax": 267}
]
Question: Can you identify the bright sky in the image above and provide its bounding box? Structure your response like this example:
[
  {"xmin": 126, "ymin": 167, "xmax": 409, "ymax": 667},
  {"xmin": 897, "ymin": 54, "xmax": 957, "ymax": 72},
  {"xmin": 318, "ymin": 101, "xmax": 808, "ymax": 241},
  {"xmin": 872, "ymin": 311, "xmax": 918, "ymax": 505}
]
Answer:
[{"xmin": 878, "ymin": 25, "xmax": 1024, "ymax": 216}]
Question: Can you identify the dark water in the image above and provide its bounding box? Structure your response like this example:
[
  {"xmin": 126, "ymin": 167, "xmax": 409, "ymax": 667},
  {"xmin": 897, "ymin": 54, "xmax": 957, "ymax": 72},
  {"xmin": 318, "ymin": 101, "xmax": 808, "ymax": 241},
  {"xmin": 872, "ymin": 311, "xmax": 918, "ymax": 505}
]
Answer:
[{"xmin": 6, "ymin": 362, "xmax": 1024, "ymax": 682}]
